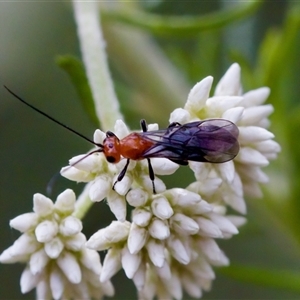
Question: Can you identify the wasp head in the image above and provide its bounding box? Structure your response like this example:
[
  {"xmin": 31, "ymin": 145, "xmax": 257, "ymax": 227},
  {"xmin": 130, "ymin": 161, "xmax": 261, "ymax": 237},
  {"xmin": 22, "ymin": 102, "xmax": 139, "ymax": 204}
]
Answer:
[{"xmin": 103, "ymin": 131, "xmax": 121, "ymax": 163}]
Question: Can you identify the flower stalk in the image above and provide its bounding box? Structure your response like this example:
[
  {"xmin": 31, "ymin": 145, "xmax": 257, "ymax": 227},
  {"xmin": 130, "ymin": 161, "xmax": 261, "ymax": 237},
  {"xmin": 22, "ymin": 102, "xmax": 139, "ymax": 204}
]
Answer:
[{"xmin": 72, "ymin": 0, "xmax": 123, "ymax": 131}]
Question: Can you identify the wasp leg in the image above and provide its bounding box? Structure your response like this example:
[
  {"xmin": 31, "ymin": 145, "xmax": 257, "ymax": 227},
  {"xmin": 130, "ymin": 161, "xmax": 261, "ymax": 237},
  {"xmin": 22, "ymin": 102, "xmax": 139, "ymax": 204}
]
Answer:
[
  {"xmin": 147, "ymin": 158, "xmax": 156, "ymax": 194},
  {"xmin": 113, "ymin": 159, "xmax": 130, "ymax": 190},
  {"xmin": 141, "ymin": 119, "xmax": 156, "ymax": 193},
  {"xmin": 106, "ymin": 130, "xmax": 117, "ymax": 137},
  {"xmin": 140, "ymin": 119, "xmax": 148, "ymax": 132},
  {"xmin": 169, "ymin": 159, "xmax": 189, "ymax": 166},
  {"xmin": 168, "ymin": 122, "xmax": 181, "ymax": 128}
]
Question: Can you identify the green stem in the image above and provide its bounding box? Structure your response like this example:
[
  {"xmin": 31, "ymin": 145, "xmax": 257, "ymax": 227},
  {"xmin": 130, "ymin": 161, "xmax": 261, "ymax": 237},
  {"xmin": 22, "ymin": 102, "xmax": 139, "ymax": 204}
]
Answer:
[
  {"xmin": 72, "ymin": 1, "xmax": 123, "ymax": 219},
  {"xmin": 101, "ymin": 2, "xmax": 262, "ymax": 37},
  {"xmin": 73, "ymin": 183, "xmax": 94, "ymax": 220},
  {"xmin": 72, "ymin": 1, "xmax": 123, "ymax": 131}
]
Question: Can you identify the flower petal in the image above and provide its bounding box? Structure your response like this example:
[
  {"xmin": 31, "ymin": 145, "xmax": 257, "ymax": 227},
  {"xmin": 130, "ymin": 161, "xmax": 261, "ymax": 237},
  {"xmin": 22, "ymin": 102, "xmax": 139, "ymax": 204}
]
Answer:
[
  {"xmin": 100, "ymin": 247, "xmax": 122, "ymax": 282},
  {"xmin": 198, "ymin": 238, "xmax": 223, "ymax": 263},
  {"xmin": 0, "ymin": 246, "xmax": 28, "ymax": 263},
  {"xmin": 121, "ymin": 245, "xmax": 141, "ymax": 279},
  {"xmin": 217, "ymin": 161, "xmax": 235, "ymax": 184},
  {"xmin": 89, "ymin": 176, "xmax": 111, "ymax": 202},
  {"xmin": 113, "ymin": 174, "xmax": 132, "ymax": 196},
  {"xmin": 169, "ymin": 108, "xmax": 191, "ymax": 124},
  {"xmin": 241, "ymin": 87, "xmax": 270, "ymax": 107},
  {"xmin": 132, "ymin": 207, "xmax": 152, "ymax": 227},
  {"xmin": 10, "ymin": 233, "xmax": 39, "ymax": 257},
  {"xmin": 192, "ymin": 200, "xmax": 213, "ymax": 215},
  {"xmin": 241, "ymin": 104, "xmax": 273, "ymax": 125},
  {"xmin": 148, "ymin": 218, "xmax": 170, "ymax": 240},
  {"xmin": 151, "ymin": 196, "xmax": 173, "ymax": 220},
  {"xmin": 163, "ymin": 271, "xmax": 183, "ymax": 299},
  {"xmin": 167, "ymin": 236, "xmax": 190, "ymax": 264},
  {"xmin": 128, "ymin": 223, "xmax": 148, "ymax": 254},
  {"xmin": 20, "ymin": 265, "xmax": 39, "ymax": 293},
  {"xmin": 209, "ymin": 213, "xmax": 238, "ymax": 235},
  {"xmin": 107, "ymin": 191, "xmax": 127, "ymax": 221},
  {"xmin": 50, "ymin": 266, "xmax": 64, "ymax": 300},
  {"xmin": 64, "ymin": 233, "xmax": 86, "ymax": 251},
  {"xmin": 36, "ymin": 279, "xmax": 51, "ymax": 300},
  {"xmin": 33, "ymin": 193, "xmax": 54, "ymax": 217},
  {"xmin": 140, "ymin": 175, "xmax": 166, "ymax": 194},
  {"xmin": 93, "ymin": 129, "xmax": 106, "ymax": 144},
  {"xmin": 222, "ymin": 107, "xmax": 244, "ymax": 123},
  {"xmin": 57, "ymin": 251, "xmax": 82, "ymax": 284},
  {"xmin": 167, "ymin": 188, "xmax": 201, "ymax": 208},
  {"xmin": 80, "ymin": 248, "xmax": 102, "ymax": 275},
  {"xmin": 35, "ymin": 220, "xmax": 58, "ymax": 243},
  {"xmin": 206, "ymin": 96, "xmax": 243, "ymax": 115},
  {"xmin": 9, "ymin": 213, "xmax": 39, "ymax": 232},
  {"xmin": 86, "ymin": 221, "xmax": 130, "ymax": 250},
  {"xmin": 132, "ymin": 263, "xmax": 146, "ymax": 291},
  {"xmin": 59, "ymin": 216, "xmax": 82, "ymax": 236},
  {"xmin": 60, "ymin": 166, "xmax": 94, "ymax": 182},
  {"xmin": 254, "ymin": 140, "xmax": 281, "ymax": 154},
  {"xmin": 44, "ymin": 237, "xmax": 64, "ymax": 259},
  {"xmin": 236, "ymin": 147, "xmax": 269, "ymax": 166},
  {"xmin": 155, "ymin": 260, "xmax": 171, "ymax": 280},
  {"xmin": 29, "ymin": 248, "xmax": 49, "ymax": 275},
  {"xmin": 181, "ymin": 274, "xmax": 202, "ymax": 298},
  {"xmin": 196, "ymin": 217, "xmax": 223, "ymax": 238},
  {"xmin": 227, "ymin": 215, "xmax": 247, "ymax": 228},
  {"xmin": 54, "ymin": 189, "xmax": 76, "ymax": 213},
  {"xmin": 146, "ymin": 239, "xmax": 165, "ymax": 268},
  {"xmin": 114, "ymin": 119, "xmax": 130, "ymax": 138},
  {"xmin": 214, "ymin": 63, "xmax": 241, "ymax": 96},
  {"xmin": 170, "ymin": 213, "xmax": 199, "ymax": 235},
  {"xmin": 185, "ymin": 76, "xmax": 213, "ymax": 113},
  {"xmin": 126, "ymin": 188, "xmax": 148, "ymax": 207},
  {"xmin": 151, "ymin": 158, "xmax": 179, "ymax": 175},
  {"xmin": 239, "ymin": 126, "xmax": 274, "ymax": 144}
]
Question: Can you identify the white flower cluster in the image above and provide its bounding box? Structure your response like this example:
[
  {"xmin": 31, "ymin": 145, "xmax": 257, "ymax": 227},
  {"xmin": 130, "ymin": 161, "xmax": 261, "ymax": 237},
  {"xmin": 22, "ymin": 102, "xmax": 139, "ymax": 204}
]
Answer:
[
  {"xmin": 61, "ymin": 121, "xmax": 180, "ymax": 221},
  {"xmin": 170, "ymin": 63, "xmax": 280, "ymax": 214},
  {"xmin": 57, "ymin": 63, "xmax": 280, "ymax": 299},
  {"xmin": 1, "ymin": 63, "xmax": 280, "ymax": 299},
  {"xmin": 0, "ymin": 189, "xmax": 113, "ymax": 300},
  {"xmin": 86, "ymin": 188, "xmax": 244, "ymax": 299}
]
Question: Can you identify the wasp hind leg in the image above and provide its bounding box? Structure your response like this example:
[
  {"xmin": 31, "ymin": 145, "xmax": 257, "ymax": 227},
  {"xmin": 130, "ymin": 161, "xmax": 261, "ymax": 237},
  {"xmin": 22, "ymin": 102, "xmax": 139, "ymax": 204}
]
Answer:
[
  {"xmin": 147, "ymin": 158, "xmax": 156, "ymax": 194},
  {"xmin": 140, "ymin": 120, "xmax": 156, "ymax": 193}
]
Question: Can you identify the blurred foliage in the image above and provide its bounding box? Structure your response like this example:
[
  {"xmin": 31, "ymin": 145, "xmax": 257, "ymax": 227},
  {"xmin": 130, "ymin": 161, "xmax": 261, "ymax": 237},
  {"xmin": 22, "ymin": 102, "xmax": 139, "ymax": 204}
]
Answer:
[
  {"xmin": 56, "ymin": 55, "xmax": 100, "ymax": 128},
  {"xmin": 1, "ymin": 0, "xmax": 300, "ymax": 299}
]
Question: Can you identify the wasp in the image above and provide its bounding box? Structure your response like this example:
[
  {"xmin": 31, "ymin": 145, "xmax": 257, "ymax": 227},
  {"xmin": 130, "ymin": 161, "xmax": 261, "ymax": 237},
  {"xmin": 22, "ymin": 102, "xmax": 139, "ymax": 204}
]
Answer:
[{"xmin": 5, "ymin": 86, "xmax": 239, "ymax": 193}]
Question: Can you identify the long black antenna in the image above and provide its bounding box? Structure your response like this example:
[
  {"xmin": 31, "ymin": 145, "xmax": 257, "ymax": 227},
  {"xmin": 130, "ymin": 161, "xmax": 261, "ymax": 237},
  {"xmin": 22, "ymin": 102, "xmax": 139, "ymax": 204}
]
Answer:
[{"xmin": 4, "ymin": 85, "xmax": 102, "ymax": 147}]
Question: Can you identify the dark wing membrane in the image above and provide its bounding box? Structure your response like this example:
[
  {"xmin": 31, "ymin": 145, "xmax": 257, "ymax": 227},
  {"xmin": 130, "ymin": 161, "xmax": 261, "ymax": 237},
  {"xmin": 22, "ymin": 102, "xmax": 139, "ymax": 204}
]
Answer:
[{"xmin": 142, "ymin": 119, "xmax": 239, "ymax": 163}]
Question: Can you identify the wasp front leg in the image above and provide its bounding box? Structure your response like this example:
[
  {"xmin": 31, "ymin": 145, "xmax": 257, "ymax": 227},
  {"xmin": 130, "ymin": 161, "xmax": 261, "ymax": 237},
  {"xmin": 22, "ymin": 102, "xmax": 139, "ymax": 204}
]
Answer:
[{"xmin": 112, "ymin": 159, "xmax": 131, "ymax": 190}]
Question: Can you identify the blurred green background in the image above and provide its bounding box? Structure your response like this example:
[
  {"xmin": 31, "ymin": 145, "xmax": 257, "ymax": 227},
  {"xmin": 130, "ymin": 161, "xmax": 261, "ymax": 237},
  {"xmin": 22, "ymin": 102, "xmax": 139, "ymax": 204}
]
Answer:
[{"xmin": 1, "ymin": 1, "xmax": 300, "ymax": 299}]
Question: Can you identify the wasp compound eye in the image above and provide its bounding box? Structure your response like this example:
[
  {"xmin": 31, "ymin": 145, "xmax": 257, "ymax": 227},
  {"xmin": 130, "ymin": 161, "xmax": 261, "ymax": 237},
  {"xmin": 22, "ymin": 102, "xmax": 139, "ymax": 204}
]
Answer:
[{"xmin": 106, "ymin": 156, "xmax": 116, "ymax": 163}]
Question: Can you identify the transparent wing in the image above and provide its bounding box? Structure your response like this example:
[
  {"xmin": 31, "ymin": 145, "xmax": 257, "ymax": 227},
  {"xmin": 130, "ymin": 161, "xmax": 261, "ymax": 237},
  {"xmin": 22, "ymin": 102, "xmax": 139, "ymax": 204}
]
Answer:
[{"xmin": 142, "ymin": 119, "xmax": 239, "ymax": 163}]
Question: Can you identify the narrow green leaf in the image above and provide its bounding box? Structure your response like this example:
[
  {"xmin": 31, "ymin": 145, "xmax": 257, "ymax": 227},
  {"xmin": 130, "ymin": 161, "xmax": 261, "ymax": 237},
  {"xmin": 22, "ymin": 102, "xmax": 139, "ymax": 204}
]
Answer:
[
  {"xmin": 220, "ymin": 264, "xmax": 300, "ymax": 293},
  {"xmin": 254, "ymin": 5, "xmax": 300, "ymax": 240},
  {"xmin": 56, "ymin": 55, "xmax": 99, "ymax": 127},
  {"xmin": 256, "ymin": 5, "xmax": 300, "ymax": 92},
  {"xmin": 101, "ymin": 2, "xmax": 262, "ymax": 37}
]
